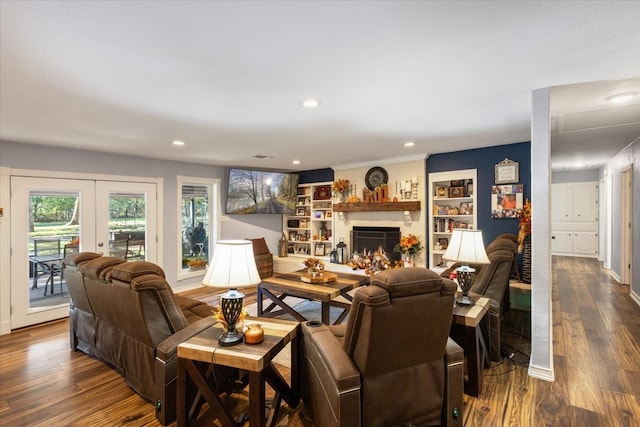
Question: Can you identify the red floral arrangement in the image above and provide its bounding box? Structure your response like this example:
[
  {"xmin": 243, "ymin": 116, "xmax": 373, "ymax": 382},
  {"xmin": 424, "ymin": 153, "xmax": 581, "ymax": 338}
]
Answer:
[{"xmin": 517, "ymin": 198, "xmax": 531, "ymax": 253}]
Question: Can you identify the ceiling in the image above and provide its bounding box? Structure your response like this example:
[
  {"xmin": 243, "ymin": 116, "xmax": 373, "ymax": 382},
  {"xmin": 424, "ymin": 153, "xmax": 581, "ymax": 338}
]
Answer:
[{"xmin": 1, "ymin": 1, "xmax": 639, "ymax": 172}]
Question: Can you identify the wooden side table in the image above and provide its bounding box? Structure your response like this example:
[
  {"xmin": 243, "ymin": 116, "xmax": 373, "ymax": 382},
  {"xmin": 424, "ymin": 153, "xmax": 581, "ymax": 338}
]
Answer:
[
  {"xmin": 177, "ymin": 318, "xmax": 300, "ymax": 427},
  {"xmin": 451, "ymin": 297, "xmax": 491, "ymax": 397}
]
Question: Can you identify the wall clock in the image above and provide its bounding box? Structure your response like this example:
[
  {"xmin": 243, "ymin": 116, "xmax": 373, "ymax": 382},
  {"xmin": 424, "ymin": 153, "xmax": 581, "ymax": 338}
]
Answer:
[{"xmin": 365, "ymin": 167, "xmax": 388, "ymax": 190}]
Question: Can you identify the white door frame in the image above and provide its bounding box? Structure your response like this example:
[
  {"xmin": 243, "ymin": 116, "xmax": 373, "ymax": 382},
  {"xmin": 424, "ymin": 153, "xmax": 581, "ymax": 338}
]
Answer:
[
  {"xmin": 620, "ymin": 167, "xmax": 633, "ymax": 285},
  {"xmin": 1, "ymin": 168, "xmax": 162, "ymax": 332}
]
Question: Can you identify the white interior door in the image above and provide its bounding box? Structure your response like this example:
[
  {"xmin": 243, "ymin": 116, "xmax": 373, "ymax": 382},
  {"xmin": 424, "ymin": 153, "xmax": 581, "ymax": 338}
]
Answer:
[
  {"xmin": 95, "ymin": 181, "xmax": 157, "ymax": 263},
  {"xmin": 10, "ymin": 177, "xmax": 95, "ymax": 329}
]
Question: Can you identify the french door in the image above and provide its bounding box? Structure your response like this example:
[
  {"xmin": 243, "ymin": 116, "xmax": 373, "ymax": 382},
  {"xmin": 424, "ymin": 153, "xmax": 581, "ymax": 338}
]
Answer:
[{"xmin": 10, "ymin": 177, "xmax": 157, "ymax": 329}]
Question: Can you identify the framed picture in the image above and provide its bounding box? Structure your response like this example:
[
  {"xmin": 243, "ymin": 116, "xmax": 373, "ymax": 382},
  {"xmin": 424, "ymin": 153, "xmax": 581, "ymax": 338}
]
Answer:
[
  {"xmin": 491, "ymin": 184, "xmax": 524, "ymax": 218},
  {"xmin": 287, "ymin": 219, "xmax": 299, "ymax": 228},
  {"xmin": 325, "ymin": 210, "xmax": 332, "ymax": 218},
  {"xmin": 315, "ymin": 244, "xmax": 326, "ymax": 256},
  {"xmin": 289, "ymin": 231, "xmax": 297, "ymax": 240},
  {"xmin": 299, "ymin": 219, "xmax": 309, "ymax": 228},
  {"xmin": 438, "ymin": 237, "xmax": 449, "ymax": 249},
  {"xmin": 448, "ymin": 187, "xmax": 464, "ymax": 198},
  {"xmin": 313, "ymin": 211, "xmax": 322, "ymax": 219},
  {"xmin": 296, "ymin": 207, "xmax": 306, "ymax": 216},
  {"xmin": 454, "ymin": 221, "xmax": 469, "ymax": 229},
  {"xmin": 459, "ymin": 202, "xmax": 470, "ymax": 215},
  {"xmin": 495, "ymin": 158, "xmax": 519, "ymax": 184},
  {"xmin": 450, "ymin": 180, "xmax": 465, "ymax": 187},
  {"xmin": 435, "ymin": 186, "xmax": 447, "ymax": 198}
]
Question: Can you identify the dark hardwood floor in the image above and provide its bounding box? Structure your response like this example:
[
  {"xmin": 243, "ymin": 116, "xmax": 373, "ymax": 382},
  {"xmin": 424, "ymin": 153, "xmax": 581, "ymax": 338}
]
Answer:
[{"xmin": 1, "ymin": 257, "xmax": 638, "ymax": 426}]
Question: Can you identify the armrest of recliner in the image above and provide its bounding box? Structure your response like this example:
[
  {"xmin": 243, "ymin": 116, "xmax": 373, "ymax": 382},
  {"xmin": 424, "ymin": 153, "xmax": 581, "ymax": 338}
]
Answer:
[
  {"xmin": 156, "ymin": 316, "xmax": 218, "ymax": 362},
  {"xmin": 301, "ymin": 321, "xmax": 361, "ymax": 427},
  {"xmin": 443, "ymin": 337, "xmax": 464, "ymax": 427}
]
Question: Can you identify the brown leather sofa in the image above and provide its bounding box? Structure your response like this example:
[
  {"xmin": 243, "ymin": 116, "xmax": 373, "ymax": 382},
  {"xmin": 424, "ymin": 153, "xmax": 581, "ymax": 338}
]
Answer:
[
  {"xmin": 301, "ymin": 268, "xmax": 464, "ymax": 427},
  {"xmin": 64, "ymin": 252, "xmax": 234, "ymax": 425},
  {"xmin": 441, "ymin": 237, "xmax": 516, "ymax": 361}
]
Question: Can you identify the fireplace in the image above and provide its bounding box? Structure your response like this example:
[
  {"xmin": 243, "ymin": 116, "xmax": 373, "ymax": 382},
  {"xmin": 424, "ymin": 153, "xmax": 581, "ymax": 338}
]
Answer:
[{"xmin": 351, "ymin": 226, "xmax": 401, "ymax": 261}]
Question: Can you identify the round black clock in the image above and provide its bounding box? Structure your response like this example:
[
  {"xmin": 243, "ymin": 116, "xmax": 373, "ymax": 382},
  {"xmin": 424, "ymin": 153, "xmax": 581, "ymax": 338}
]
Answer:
[{"xmin": 365, "ymin": 167, "xmax": 388, "ymax": 190}]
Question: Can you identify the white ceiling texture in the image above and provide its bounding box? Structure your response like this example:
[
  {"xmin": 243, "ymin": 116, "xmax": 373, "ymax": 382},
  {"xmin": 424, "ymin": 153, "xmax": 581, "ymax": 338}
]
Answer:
[{"xmin": 1, "ymin": 1, "xmax": 639, "ymax": 172}]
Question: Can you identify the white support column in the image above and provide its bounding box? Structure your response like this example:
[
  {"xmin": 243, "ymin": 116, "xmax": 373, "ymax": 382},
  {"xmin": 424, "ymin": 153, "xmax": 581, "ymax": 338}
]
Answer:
[{"xmin": 528, "ymin": 88, "xmax": 555, "ymax": 381}]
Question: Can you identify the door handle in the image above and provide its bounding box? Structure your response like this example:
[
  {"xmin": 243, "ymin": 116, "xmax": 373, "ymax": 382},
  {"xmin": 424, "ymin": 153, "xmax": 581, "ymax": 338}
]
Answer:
[
  {"xmin": 551, "ymin": 236, "xmax": 556, "ymax": 239},
  {"xmin": 98, "ymin": 242, "xmax": 104, "ymax": 247}
]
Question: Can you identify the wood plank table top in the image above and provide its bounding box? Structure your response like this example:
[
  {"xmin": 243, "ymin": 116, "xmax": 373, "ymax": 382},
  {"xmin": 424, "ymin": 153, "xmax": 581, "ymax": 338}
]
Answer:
[
  {"xmin": 177, "ymin": 317, "xmax": 298, "ymax": 371},
  {"xmin": 260, "ymin": 270, "xmax": 369, "ymax": 302},
  {"xmin": 452, "ymin": 296, "xmax": 490, "ymax": 328}
]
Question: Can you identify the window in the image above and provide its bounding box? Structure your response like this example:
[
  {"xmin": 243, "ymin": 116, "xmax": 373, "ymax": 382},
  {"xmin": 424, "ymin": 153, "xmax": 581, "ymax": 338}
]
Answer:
[{"xmin": 177, "ymin": 176, "xmax": 220, "ymax": 280}]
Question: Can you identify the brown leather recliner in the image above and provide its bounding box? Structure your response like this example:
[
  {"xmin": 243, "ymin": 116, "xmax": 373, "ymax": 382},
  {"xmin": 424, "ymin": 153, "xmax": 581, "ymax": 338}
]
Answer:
[
  {"xmin": 64, "ymin": 252, "xmax": 235, "ymax": 425},
  {"xmin": 301, "ymin": 268, "xmax": 464, "ymax": 427},
  {"xmin": 441, "ymin": 237, "xmax": 516, "ymax": 361}
]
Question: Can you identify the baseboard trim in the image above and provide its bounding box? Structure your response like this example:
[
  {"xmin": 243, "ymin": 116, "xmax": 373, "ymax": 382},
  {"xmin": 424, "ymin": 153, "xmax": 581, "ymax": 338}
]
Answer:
[
  {"xmin": 528, "ymin": 363, "xmax": 555, "ymax": 382},
  {"xmin": 0, "ymin": 320, "xmax": 12, "ymax": 336},
  {"xmin": 631, "ymin": 290, "xmax": 640, "ymax": 307},
  {"xmin": 609, "ymin": 270, "xmax": 621, "ymax": 283}
]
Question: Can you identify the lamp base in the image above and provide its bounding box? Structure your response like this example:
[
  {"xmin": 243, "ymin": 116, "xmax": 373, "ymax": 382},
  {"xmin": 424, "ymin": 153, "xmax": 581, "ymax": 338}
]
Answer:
[
  {"xmin": 218, "ymin": 329, "xmax": 244, "ymax": 346},
  {"xmin": 456, "ymin": 295, "xmax": 475, "ymax": 306}
]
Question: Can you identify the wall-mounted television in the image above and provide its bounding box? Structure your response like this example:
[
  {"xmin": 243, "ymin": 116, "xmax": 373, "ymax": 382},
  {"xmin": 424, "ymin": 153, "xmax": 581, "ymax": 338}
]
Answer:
[{"xmin": 226, "ymin": 168, "xmax": 299, "ymax": 214}]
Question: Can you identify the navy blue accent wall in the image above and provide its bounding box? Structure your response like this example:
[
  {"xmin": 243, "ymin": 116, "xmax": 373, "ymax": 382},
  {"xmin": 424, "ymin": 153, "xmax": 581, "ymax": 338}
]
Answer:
[
  {"xmin": 299, "ymin": 168, "xmax": 334, "ymax": 184},
  {"xmin": 426, "ymin": 141, "xmax": 531, "ymax": 249}
]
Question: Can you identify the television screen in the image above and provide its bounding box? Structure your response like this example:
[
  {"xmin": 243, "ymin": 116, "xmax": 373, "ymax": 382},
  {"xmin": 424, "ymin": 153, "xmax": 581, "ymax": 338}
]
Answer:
[{"xmin": 226, "ymin": 169, "xmax": 299, "ymax": 214}]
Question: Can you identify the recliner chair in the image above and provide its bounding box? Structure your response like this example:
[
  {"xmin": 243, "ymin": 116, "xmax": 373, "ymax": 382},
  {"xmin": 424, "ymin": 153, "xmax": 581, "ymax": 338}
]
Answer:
[{"xmin": 301, "ymin": 268, "xmax": 464, "ymax": 427}]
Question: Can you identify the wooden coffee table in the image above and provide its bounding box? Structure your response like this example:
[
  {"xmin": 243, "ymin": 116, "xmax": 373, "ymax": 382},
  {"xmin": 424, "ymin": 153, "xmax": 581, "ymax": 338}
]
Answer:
[
  {"xmin": 257, "ymin": 270, "xmax": 370, "ymax": 325},
  {"xmin": 451, "ymin": 296, "xmax": 491, "ymax": 397},
  {"xmin": 177, "ymin": 318, "xmax": 299, "ymax": 427}
]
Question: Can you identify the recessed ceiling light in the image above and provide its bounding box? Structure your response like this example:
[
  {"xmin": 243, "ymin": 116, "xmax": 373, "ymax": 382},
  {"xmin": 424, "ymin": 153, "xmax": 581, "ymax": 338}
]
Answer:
[
  {"xmin": 301, "ymin": 98, "xmax": 320, "ymax": 108},
  {"xmin": 404, "ymin": 141, "xmax": 415, "ymax": 147},
  {"xmin": 292, "ymin": 160, "xmax": 301, "ymax": 165},
  {"xmin": 172, "ymin": 140, "xmax": 186, "ymax": 146},
  {"xmin": 606, "ymin": 91, "xmax": 638, "ymax": 104}
]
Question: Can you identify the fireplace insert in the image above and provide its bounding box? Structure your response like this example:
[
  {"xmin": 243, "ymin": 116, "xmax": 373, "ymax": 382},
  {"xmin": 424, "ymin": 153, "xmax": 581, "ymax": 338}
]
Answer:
[{"xmin": 351, "ymin": 226, "xmax": 401, "ymax": 262}]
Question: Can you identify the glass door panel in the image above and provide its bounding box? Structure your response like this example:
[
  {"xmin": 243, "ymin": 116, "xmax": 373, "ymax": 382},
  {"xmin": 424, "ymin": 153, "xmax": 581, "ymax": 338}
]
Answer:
[
  {"xmin": 96, "ymin": 181, "xmax": 157, "ymax": 263},
  {"xmin": 10, "ymin": 177, "xmax": 95, "ymax": 329}
]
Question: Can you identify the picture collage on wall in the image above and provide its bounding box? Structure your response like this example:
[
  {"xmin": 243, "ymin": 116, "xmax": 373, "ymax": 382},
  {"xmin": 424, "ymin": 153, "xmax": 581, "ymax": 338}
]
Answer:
[{"xmin": 491, "ymin": 184, "xmax": 524, "ymax": 218}]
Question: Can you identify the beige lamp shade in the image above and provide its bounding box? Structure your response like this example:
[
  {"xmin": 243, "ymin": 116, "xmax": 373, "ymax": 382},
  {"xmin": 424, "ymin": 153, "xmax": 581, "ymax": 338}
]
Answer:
[
  {"xmin": 202, "ymin": 240, "xmax": 261, "ymax": 288},
  {"xmin": 442, "ymin": 229, "xmax": 490, "ymax": 265}
]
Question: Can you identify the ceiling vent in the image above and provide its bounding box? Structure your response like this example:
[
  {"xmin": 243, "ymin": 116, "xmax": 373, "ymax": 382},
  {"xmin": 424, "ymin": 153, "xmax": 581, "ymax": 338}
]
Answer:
[{"xmin": 252, "ymin": 155, "xmax": 274, "ymax": 159}]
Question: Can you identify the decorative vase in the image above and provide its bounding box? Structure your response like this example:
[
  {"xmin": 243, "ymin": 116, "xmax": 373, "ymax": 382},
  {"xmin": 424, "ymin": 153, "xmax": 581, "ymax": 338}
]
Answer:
[
  {"xmin": 334, "ymin": 193, "xmax": 346, "ymax": 204},
  {"xmin": 522, "ymin": 236, "xmax": 532, "ymax": 284},
  {"xmin": 403, "ymin": 254, "xmax": 414, "ymax": 267}
]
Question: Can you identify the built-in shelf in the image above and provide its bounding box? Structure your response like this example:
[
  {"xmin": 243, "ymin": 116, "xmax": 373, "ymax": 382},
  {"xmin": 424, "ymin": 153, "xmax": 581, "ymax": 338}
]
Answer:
[{"xmin": 332, "ymin": 201, "xmax": 420, "ymax": 212}]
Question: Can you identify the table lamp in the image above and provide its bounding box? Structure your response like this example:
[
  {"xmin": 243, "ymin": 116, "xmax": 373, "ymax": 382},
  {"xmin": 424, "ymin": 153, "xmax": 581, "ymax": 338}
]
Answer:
[
  {"xmin": 442, "ymin": 229, "xmax": 490, "ymax": 305},
  {"xmin": 202, "ymin": 240, "xmax": 261, "ymax": 346}
]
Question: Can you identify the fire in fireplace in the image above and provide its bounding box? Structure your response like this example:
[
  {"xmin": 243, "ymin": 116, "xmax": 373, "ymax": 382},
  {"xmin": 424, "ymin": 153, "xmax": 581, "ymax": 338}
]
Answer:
[{"xmin": 351, "ymin": 226, "xmax": 401, "ymax": 262}]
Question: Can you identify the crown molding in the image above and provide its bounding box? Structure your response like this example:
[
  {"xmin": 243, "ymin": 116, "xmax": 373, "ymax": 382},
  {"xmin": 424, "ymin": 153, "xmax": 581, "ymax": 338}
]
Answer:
[{"xmin": 332, "ymin": 153, "xmax": 429, "ymax": 171}]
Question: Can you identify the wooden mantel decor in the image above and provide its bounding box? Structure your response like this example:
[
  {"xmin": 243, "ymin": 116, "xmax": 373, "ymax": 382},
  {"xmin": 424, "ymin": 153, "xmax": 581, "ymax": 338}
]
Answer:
[{"xmin": 332, "ymin": 201, "xmax": 420, "ymax": 212}]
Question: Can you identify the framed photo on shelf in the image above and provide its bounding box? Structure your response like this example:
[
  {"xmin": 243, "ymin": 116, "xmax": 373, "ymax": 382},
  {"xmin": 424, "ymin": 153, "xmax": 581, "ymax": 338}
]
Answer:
[
  {"xmin": 438, "ymin": 238, "xmax": 449, "ymax": 249},
  {"xmin": 296, "ymin": 207, "xmax": 306, "ymax": 216},
  {"xmin": 448, "ymin": 187, "xmax": 464, "ymax": 198},
  {"xmin": 299, "ymin": 219, "xmax": 309, "ymax": 228},
  {"xmin": 459, "ymin": 202, "xmax": 470, "ymax": 215},
  {"xmin": 495, "ymin": 158, "xmax": 519, "ymax": 184},
  {"xmin": 325, "ymin": 210, "xmax": 332, "ymax": 218},
  {"xmin": 315, "ymin": 244, "xmax": 326, "ymax": 256},
  {"xmin": 435, "ymin": 186, "xmax": 447, "ymax": 198},
  {"xmin": 313, "ymin": 211, "xmax": 322, "ymax": 219},
  {"xmin": 289, "ymin": 231, "xmax": 297, "ymax": 240}
]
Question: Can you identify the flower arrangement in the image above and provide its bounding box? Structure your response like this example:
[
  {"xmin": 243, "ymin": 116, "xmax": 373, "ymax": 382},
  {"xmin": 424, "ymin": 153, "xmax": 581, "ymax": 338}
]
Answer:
[
  {"xmin": 332, "ymin": 179, "xmax": 350, "ymax": 196},
  {"xmin": 517, "ymin": 198, "xmax": 531, "ymax": 253},
  {"xmin": 211, "ymin": 306, "xmax": 247, "ymax": 327},
  {"xmin": 393, "ymin": 234, "xmax": 423, "ymax": 257},
  {"xmin": 303, "ymin": 257, "xmax": 325, "ymax": 274}
]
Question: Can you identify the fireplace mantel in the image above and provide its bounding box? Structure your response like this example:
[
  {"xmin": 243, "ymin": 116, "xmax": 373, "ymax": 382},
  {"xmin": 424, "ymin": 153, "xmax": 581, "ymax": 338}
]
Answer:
[{"xmin": 332, "ymin": 201, "xmax": 420, "ymax": 212}]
